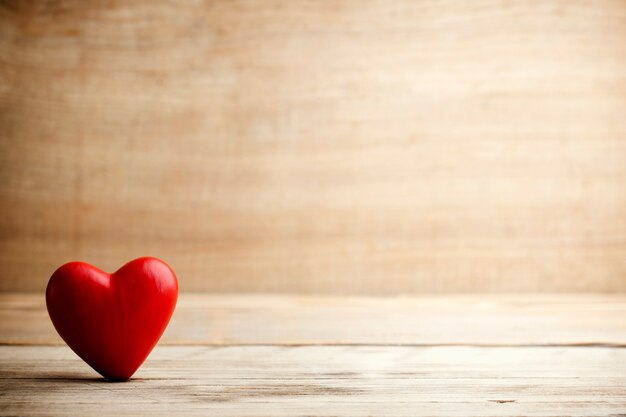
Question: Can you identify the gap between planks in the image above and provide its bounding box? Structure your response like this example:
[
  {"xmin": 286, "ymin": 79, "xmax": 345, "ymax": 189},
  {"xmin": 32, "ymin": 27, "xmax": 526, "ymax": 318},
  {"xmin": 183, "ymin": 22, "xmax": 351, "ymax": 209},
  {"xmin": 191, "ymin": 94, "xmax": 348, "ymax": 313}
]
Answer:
[
  {"xmin": 1, "ymin": 345, "xmax": 625, "ymax": 417},
  {"xmin": 3, "ymin": 342, "xmax": 626, "ymax": 348}
]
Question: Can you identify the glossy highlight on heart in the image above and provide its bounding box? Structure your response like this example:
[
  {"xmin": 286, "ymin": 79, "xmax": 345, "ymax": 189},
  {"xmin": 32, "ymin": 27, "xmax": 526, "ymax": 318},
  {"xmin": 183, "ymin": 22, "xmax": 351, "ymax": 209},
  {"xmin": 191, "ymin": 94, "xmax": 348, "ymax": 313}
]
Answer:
[{"xmin": 46, "ymin": 257, "xmax": 178, "ymax": 381}]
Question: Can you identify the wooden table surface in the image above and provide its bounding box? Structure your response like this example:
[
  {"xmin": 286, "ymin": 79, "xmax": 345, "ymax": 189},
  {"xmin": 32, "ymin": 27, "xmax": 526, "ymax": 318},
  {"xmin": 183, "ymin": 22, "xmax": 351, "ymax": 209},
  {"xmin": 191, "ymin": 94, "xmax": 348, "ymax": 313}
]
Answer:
[{"xmin": 1, "ymin": 293, "xmax": 625, "ymax": 416}]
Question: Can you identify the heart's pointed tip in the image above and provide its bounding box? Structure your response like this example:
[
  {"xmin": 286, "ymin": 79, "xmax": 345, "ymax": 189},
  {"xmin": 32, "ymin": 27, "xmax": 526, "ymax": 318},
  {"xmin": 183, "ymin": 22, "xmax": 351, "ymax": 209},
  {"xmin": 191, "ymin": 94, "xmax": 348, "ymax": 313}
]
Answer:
[
  {"xmin": 104, "ymin": 378, "xmax": 132, "ymax": 383},
  {"xmin": 96, "ymin": 365, "xmax": 139, "ymax": 382},
  {"xmin": 88, "ymin": 361, "xmax": 140, "ymax": 381}
]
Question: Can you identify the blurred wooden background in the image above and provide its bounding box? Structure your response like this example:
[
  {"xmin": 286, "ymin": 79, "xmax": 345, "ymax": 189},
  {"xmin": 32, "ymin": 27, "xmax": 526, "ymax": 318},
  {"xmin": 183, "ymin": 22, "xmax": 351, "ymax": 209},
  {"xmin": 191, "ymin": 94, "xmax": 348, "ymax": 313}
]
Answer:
[{"xmin": 0, "ymin": 0, "xmax": 625, "ymax": 293}]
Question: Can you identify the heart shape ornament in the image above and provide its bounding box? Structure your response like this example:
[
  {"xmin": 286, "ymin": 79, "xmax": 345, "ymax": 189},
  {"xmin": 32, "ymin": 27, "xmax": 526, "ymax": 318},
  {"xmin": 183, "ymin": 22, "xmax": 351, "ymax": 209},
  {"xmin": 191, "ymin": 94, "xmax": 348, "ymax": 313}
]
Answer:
[{"xmin": 46, "ymin": 257, "xmax": 178, "ymax": 381}]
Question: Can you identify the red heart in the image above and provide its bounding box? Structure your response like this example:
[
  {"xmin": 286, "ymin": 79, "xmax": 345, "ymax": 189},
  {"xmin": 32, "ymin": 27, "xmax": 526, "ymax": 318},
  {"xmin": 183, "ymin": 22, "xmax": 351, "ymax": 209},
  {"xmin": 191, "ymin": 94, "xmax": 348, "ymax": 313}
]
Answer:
[{"xmin": 46, "ymin": 257, "xmax": 178, "ymax": 381}]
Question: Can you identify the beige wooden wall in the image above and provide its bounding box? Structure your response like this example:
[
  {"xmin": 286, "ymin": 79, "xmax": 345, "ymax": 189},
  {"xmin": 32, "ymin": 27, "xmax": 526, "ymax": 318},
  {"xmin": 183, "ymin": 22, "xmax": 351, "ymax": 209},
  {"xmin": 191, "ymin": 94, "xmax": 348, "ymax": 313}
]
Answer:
[{"xmin": 1, "ymin": 0, "xmax": 625, "ymax": 293}]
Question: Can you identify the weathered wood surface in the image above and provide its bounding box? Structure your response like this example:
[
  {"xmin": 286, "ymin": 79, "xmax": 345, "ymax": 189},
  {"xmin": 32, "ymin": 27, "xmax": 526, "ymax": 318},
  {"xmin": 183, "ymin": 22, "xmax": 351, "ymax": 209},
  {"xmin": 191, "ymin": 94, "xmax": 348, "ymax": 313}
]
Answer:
[
  {"xmin": 2, "ymin": 0, "xmax": 626, "ymax": 294},
  {"xmin": 1, "ymin": 294, "xmax": 625, "ymax": 415},
  {"xmin": 1, "ymin": 346, "xmax": 625, "ymax": 416},
  {"xmin": 1, "ymin": 293, "xmax": 626, "ymax": 346}
]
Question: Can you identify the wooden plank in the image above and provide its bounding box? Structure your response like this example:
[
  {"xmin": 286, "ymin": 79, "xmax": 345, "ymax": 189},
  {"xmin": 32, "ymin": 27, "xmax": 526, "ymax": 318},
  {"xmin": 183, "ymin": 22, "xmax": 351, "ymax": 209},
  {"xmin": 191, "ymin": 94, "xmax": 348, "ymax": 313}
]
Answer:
[
  {"xmin": 2, "ymin": 1, "xmax": 626, "ymax": 293},
  {"xmin": 0, "ymin": 345, "xmax": 625, "ymax": 416},
  {"xmin": 2, "ymin": 293, "xmax": 625, "ymax": 346}
]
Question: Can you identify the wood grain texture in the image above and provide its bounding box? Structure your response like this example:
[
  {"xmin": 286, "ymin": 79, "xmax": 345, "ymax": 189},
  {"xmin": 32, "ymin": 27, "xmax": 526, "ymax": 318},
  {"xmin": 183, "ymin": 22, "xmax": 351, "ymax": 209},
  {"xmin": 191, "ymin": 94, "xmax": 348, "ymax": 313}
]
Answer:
[
  {"xmin": 1, "ymin": 345, "xmax": 625, "ymax": 416},
  {"xmin": 1, "ymin": 1, "xmax": 626, "ymax": 293},
  {"xmin": 2, "ymin": 293, "xmax": 626, "ymax": 346},
  {"xmin": 1, "ymin": 293, "xmax": 625, "ymax": 416}
]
